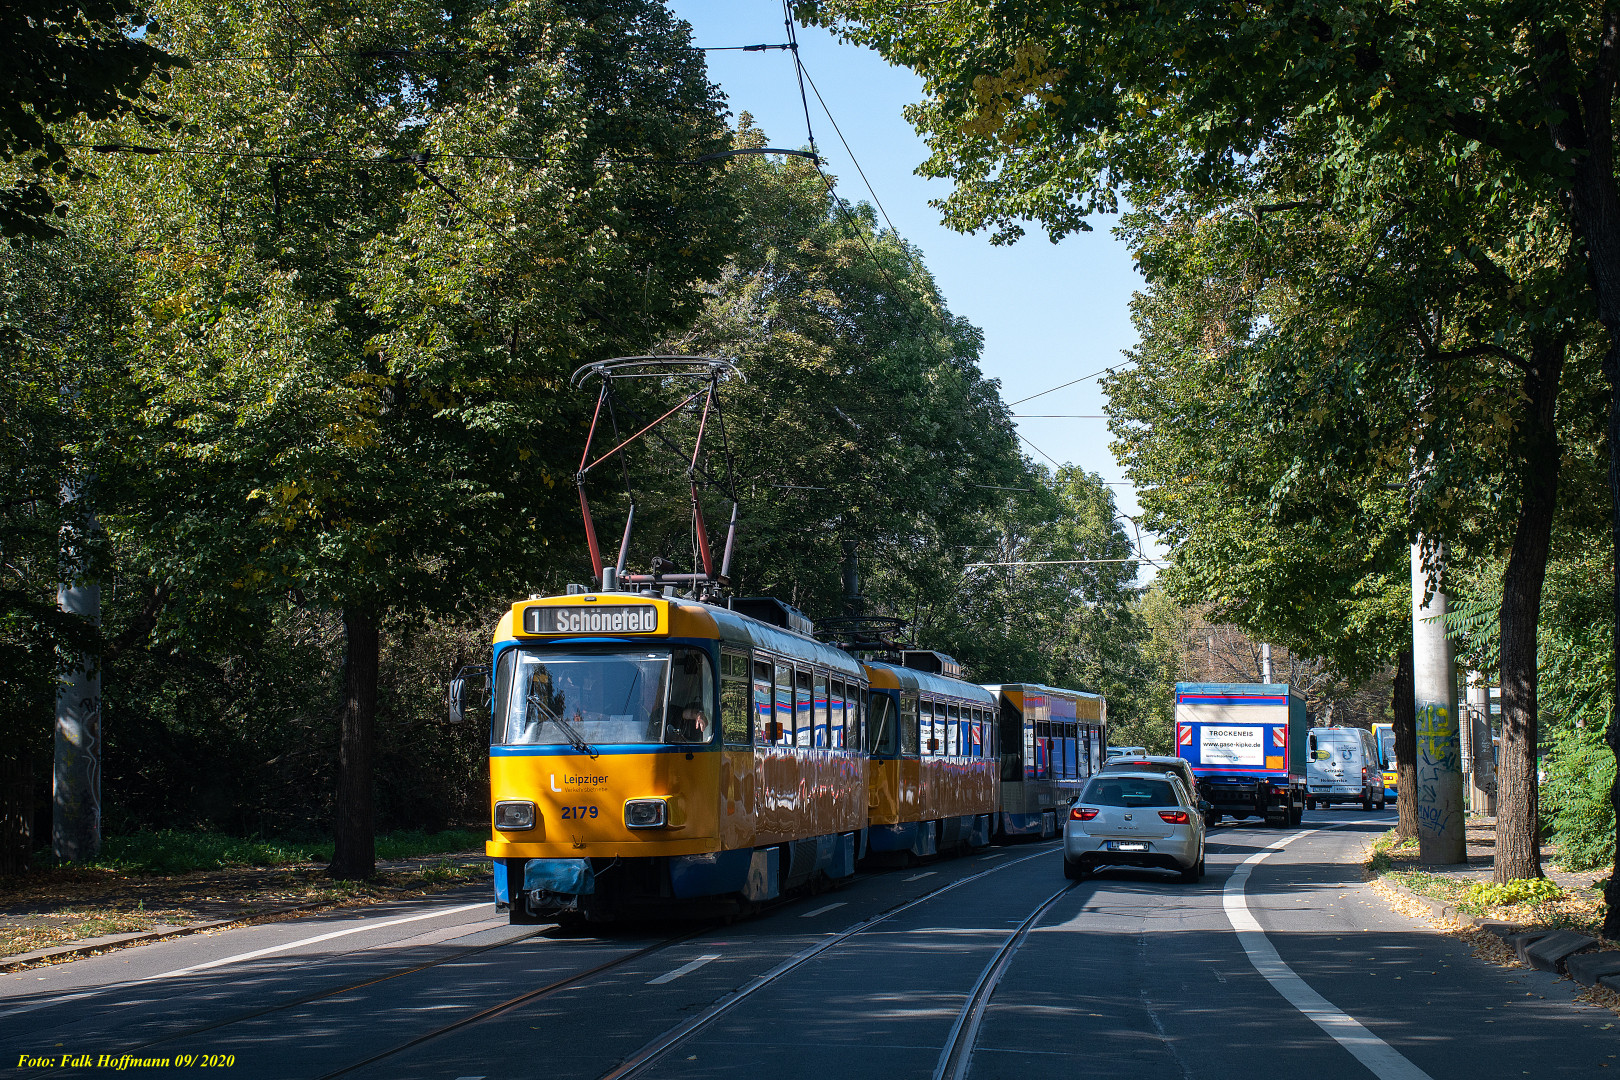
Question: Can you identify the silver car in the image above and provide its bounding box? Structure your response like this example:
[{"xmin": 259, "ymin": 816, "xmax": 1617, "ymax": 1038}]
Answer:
[
  {"xmin": 1063, "ymin": 771, "xmax": 1206, "ymax": 883},
  {"xmin": 1098, "ymin": 754, "xmax": 1198, "ymax": 798}
]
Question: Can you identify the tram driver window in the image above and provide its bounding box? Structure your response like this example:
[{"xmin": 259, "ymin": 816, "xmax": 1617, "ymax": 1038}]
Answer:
[{"xmin": 665, "ymin": 647, "xmax": 714, "ymax": 744}]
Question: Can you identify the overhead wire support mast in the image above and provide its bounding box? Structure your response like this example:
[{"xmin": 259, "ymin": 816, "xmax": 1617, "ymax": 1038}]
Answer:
[{"xmin": 570, "ymin": 357, "xmax": 745, "ymax": 597}]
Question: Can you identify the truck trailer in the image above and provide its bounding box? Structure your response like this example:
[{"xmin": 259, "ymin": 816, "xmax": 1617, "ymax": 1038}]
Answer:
[{"xmin": 1175, "ymin": 682, "xmax": 1307, "ymax": 828}]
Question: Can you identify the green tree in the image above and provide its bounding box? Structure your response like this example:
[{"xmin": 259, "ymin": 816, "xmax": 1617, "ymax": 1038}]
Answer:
[
  {"xmin": 806, "ymin": 0, "xmax": 1620, "ymax": 924},
  {"xmin": 0, "ymin": 229, "xmax": 137, "ymax": 871},
  {"xmin": 646, "ymin": 123, "xmax": 1027, "ymax": 619},
  {"xmin": 1, "ymin": 1, "xmax": 180, "ymax": 238},
  {"xmin": 84, "ymin": 0, "xmax": 735, "ymax": 877}
]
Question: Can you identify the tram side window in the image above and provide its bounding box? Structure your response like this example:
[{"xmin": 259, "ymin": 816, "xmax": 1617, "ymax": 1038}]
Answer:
[
  {"xmin": 774, "ymin": 662, "xmax": 795, "ymax": 746},
  {"xmin": 829, "ymin": 679, "xmax": 845, "ymax": 748},
  {"xmin": 944, "ymin": 704, "xmax": 958, "ymax": 756},
  {"xmin": 813, "ymin": 671, "xmax": 829, "ymax": 748},
  {"xmin": 969, "ymin": 707, "xmax": 982, "ymax": 757},
  {"xmin": 795, "ymin": 669, "xmax": 813, "ymax": 747},
  {"xmin": 869, "ymin": 691, "xmax": 895, "ymax": 755},
  {"xmin": 851, "ymin": 687, "xmax": 864, "ymax": 751},
  {"xmin": 753, "ymin": 660, "xmax": 773, "ymax": 746},
  {"xmin": 919, "ymin": 700, "xmax": 934, "ymax": 754},
  {"xmin": 720, "ymin": 650, "xmax": 751, "ymax": 746},
  {"xmin": 900, "ymin": 691, "xmax": 920, "ymax": 756}
]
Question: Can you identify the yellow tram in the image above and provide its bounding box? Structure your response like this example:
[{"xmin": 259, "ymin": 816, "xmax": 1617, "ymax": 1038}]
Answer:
[
  {"xmin": 862, "ymin": 653, "xmax": 1000, "ymax": 859},
  {"xmin": 485, "ymin": 592, "xmax": 868, "ymax": 922}
]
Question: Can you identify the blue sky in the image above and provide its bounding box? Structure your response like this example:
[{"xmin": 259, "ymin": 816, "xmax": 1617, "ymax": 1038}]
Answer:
[{"xmin": 667, "ymin": 1, "xmax": 1162, "ymax": 572}]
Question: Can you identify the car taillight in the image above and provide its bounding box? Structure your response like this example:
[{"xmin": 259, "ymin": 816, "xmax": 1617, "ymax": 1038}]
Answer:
[
  {"xmin": 1071, "ymin": 807, "xmax": 1100, "ymax": 820},
  {"xmin": 1362, "ymin": 766, "xmax": 1370, "ymax": 781},
  {"xmin": 1159, "ymin": 810, "xmax": 1190, "ymax": 824}
]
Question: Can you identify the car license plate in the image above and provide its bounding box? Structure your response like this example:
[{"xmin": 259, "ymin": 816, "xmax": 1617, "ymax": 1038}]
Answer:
[{"xmin": 1109, "ymin": 841, "xmax": 1149, "ymax": 852}]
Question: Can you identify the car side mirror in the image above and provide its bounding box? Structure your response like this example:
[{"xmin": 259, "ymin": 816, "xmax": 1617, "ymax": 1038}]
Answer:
[{"xmin": 1199, "ymin": 800, "xmax": 1212, "ymax": 812}]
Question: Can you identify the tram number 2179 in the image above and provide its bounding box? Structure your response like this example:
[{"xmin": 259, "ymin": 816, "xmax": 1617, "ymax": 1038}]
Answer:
[{"xmin": 559, "ymin": 805, "xmax": 598, "ymax": 820}]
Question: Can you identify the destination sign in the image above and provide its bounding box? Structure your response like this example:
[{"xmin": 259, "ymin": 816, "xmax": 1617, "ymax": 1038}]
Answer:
[{"xmin": 523, "ymin": 604, "xmax": 660, "ymax": 635}]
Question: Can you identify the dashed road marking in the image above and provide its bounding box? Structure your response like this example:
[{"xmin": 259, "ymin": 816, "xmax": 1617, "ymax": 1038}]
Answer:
[
  {"xmin": 799, "ymin": 903, "xmax": 847, "ymax": 918},
  {"xmin": 647, "ymin": 954, "xmax": 722, "ymax": 985},
  {"xmin": 904, "ymin": 872, "xmax": 937, "ymax": 882}
]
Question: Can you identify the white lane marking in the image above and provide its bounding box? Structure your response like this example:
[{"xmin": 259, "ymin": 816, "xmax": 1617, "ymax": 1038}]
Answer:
[
  {"xmin": 799, "ymin": 902, "xmax": 847, "ymax": 918},
  {"xmin": 146, "ymin": 902, "xmax": 490, "ymax": 981},
  {"xmin": 0, "ymin": 901, "xmax": 489, "ymax": 1020},
  {"xmin": 904, "ymin": 872, "xmax": 937, "ymax": 882},
  {"xmin": 977, "ymin": 853, "xmax": 1007, "ymax": 861},
  {"xmin": 1224, "ymin": 833, "xmax": 1433, "ymax": 1080},
  {"xmin": 647, "ymin": 954, "xmax": 722, "ymax": 985}
]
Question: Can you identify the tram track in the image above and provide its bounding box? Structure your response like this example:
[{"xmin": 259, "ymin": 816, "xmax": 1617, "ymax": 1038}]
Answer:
[
  {"xmin": 14, "ymin": 842, "xmax": 1062, "ymax": 1080},
  {"xmin": 932, "ymin": 880, "xmax": 1073, "ymax": 1080},
  {"xmin": 15, "ymin": 908, "xmax": 710, "ymax": 1080},
  {"xmin": 598, "ymin": 842, "xmax": 1062, "ymax": 1080}
]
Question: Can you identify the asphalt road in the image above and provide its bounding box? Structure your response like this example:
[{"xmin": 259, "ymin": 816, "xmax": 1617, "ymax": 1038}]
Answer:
[{"xmin": 2, "ymin": 811, "xmax": 1614, "ymax": 1080}]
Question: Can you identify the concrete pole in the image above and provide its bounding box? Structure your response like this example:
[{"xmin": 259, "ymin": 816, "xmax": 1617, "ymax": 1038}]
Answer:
[
  {"xmin": 53, "ymin": 475, "xmax": 101, "ymax": 863},
  {"xmin": 1464, "ymin": 672, "xmax": 1497, "ymax": 815},
  {"xmin": 1411, "ymin": 538, "xmax": 1465, "ymax": 863},
  {"xmin": 1261, "ymin": 643, "xmax": 1272, "ymax": 683}
]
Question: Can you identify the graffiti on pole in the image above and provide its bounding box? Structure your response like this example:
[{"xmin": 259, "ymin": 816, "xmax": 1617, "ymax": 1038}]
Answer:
[{"xmin": 1415, "ymin": 701, "xmax": 1460, "ymax": 840}]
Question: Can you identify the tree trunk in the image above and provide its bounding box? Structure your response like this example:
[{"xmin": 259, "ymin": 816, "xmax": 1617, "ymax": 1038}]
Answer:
[
  {"xmin": 330, "ymin": 608, "xmax": 379, "ymax": 880},
  {"xmin": 1536, "ymin": 21, "xmax": 1620, "ymax": 934},
  {"xmin": 1495, "ymin": 337, "xmax": 1564, "ymax": 882},
  {"xmin": 1607, "ymin": 341, "xmax": 1620, "ymax": 936},
  {"xmin": 0, "ymin": 749, "xmax": 32, "ymax": 876},
  {"xmin": 1391, "ymin": 647, "xmax": 1418, "ymax": 840}
]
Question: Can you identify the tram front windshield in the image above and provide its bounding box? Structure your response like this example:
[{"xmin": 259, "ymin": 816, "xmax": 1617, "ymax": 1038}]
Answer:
[{"xmin": 494, "ymin": 647, "xmax": 713, "ymax": 746}]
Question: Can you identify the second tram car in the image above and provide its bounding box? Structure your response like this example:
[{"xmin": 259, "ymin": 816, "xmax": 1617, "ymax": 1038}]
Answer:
[{"xmin": 862, "ymin": 653, "xmax": 999, "ymax": 860}]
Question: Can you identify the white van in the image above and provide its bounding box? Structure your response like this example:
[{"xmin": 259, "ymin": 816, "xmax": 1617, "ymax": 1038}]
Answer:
[{"xmin": 1306, "ymin": 727, "xmax": 1387, "ymax": 811}]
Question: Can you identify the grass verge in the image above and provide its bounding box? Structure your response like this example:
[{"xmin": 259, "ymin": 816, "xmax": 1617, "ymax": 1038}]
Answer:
[{"xmin": 47, "ymin": 828, "xmax": 489, "ymax": 874}]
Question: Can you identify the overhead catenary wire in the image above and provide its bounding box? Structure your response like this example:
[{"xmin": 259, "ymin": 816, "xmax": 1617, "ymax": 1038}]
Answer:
[
  {"xmin": 1006, "ymin": 363, "xmax": 1132, "ymax": 407},
  {"xmin": 798, "ymin": 59, "xmax": 899, "ymax": 237},
  {"xmin": 780, "ymin": 0, "xmax": 818, "ymax": 159}
]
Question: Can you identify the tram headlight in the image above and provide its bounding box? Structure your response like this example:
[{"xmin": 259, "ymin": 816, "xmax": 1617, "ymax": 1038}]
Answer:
[
  {"xmin": 624, "ymin": 798, "xmax": 669, "ymax": 829},
  {"xmin": 494, "ymin": 800, "xmax": 537, "ymax": 831}
]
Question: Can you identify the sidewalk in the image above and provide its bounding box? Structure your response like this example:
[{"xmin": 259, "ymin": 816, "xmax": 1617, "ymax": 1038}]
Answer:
[{"xmin": 0, "ymin": 852, "xmax": 491, "ymax": 972}]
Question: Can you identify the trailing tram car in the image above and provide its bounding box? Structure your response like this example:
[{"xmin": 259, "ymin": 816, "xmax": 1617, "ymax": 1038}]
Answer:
[
  {"xmin": 985, "ymin": 684, "xmax": 1108, "ymax": 839},
  {"xmin": 480, "ymin": 591, "xmax": 870, "ymax": 923},
  {"xmin": 861, "ymin": 651, "xmax": 1000, "ymax": 861}
]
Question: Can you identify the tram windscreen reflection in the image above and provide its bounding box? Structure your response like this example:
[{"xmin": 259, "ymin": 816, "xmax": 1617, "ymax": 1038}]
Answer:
[{"xmin": 499, "ymin": 652, "xmax": 671, "ymax": 745}]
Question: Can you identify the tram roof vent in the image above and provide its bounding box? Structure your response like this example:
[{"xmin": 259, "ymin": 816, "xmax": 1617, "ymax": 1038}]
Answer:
[
  {"xmin": 900, "ymin": 650, "xmax": 964, "ymax": 679},
  {"xmin": 729, "ymin": 596, "xmax": 815, "ymax": 637}
]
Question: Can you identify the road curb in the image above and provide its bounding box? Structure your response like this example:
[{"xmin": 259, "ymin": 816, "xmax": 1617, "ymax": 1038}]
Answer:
[
  {"xmin": 1370, "ymin": 873, "xmax": 1529, "ymax": 936},
  {"xmin": 0, "ymin": 900, "xmax": 335, "ymax": 973}
]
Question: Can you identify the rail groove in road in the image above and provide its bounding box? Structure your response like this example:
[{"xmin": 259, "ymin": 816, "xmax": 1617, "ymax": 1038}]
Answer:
[
  {"xmin": 315, "ymin": 929, "xmax": 709, "ymax": 1079},
  {"xmin": 932, "ymin": 880, "xmax": 1074, "ymax": 1080},
  {"xmin": 599, "ymin": 843, "xmax": 1061, "ymax": 1080},
  {"xmin": 20, "ymin": 925, "xmax": 552, "ymax": 1080}
]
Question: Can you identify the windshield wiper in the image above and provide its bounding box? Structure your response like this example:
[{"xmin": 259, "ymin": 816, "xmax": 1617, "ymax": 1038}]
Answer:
[{"xmin": 526, "ymin": 689, "xmax": 599, "ymax": 759}]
